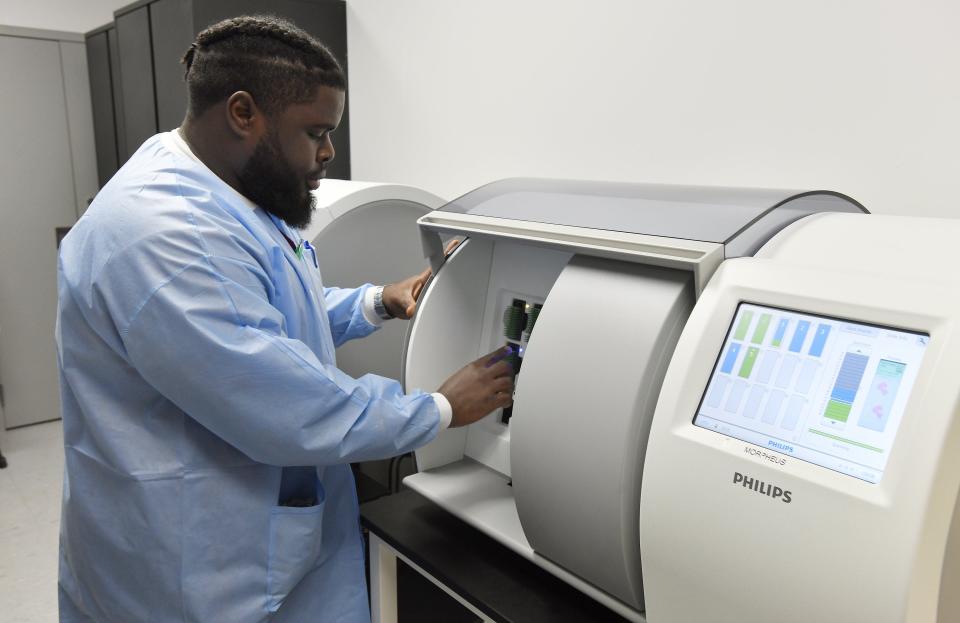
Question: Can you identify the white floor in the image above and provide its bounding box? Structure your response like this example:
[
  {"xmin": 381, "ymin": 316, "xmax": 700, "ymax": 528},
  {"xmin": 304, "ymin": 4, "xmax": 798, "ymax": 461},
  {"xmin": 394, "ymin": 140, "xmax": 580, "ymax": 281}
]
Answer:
[{"xmin": 0, "ymin": 421, "xmax": 64, "ymax": 622}]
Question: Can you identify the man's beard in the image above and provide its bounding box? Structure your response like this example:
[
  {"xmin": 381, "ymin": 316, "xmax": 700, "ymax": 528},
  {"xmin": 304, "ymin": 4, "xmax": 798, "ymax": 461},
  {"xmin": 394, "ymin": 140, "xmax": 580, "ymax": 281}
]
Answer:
[{"xmin": 237, "ymin": 131, "xmax": 316, "ymax": 230}]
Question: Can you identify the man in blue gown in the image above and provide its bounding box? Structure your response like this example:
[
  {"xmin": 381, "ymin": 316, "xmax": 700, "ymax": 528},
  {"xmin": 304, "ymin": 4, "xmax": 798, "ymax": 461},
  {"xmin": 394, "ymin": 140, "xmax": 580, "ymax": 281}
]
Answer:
[{"xmin": 56, "ymin": 15, "xmax": 513, "ymax": 622}]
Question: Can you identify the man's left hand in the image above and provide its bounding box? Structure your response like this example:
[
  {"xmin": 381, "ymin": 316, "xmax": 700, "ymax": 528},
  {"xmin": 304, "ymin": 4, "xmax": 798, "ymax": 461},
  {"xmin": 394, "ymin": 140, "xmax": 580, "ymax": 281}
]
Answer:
[{"xmin": 381, "ymin": 240, "xmax": 459, "ymax": 320}]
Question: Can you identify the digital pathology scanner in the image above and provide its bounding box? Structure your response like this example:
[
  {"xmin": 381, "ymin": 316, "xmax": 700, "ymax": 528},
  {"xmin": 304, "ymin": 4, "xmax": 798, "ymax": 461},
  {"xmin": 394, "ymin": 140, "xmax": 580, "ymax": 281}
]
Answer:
[
  {"xmin": 399, "ymin": 178, "xmax": 868, "ymax": 621},
  {"xmin": 640, "ymin": 213, "xmax": 960, "ymax": 622}
]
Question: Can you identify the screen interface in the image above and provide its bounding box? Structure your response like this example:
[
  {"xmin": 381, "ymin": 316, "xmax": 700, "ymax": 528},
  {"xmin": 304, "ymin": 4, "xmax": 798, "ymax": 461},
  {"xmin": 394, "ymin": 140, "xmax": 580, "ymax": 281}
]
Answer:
[{"xmin": 694, "ymin": 303, "xmax": 928, "ymax": 483}]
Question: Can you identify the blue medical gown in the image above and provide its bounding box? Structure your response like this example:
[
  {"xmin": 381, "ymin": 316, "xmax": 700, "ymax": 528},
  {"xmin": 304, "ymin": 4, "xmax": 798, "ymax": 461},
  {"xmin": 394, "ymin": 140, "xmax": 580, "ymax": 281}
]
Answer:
[{"xmin": 56, "ymin": 134, "xmax": 442, "ymax": 622}]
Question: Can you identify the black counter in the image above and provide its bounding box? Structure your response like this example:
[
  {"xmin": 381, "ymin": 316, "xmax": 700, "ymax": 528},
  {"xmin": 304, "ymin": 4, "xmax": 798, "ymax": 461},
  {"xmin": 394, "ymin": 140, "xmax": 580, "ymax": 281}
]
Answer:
[{"xmin": 360, "ymin": 489, "xmax": 632, "ymax": 623}]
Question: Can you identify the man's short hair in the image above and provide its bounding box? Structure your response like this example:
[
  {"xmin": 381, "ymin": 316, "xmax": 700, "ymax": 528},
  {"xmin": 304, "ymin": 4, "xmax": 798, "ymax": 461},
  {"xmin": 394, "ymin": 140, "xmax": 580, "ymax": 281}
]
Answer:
[{"xmin": 182, "ymin": 15, "xmax": 346, "ymax": 117}]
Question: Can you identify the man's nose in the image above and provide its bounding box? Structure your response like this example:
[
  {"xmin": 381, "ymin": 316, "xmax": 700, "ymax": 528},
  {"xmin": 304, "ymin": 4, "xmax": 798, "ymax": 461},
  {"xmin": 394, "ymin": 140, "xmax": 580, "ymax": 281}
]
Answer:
[{"xmin": 317, "ymin": 136, "xmax": 335, "ymax": 164}]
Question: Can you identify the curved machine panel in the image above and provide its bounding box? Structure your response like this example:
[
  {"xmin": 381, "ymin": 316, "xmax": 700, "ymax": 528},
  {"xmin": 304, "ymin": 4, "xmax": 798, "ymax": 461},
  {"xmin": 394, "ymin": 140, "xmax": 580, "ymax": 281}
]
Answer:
[
  {"xmin": 303, "ymin": 181, "xmax": 444, "ymax": 379},
  {"xmin": 512, "ymin": 257, "xmax": 693, "ymax": 609}
]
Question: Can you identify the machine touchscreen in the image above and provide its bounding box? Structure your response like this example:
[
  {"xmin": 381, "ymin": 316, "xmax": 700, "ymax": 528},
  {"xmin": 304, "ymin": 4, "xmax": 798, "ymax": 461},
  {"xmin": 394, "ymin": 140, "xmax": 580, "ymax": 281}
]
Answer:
[{"xmin": 694, "ymin": 303, "xmax": 928, "ymax": 483}]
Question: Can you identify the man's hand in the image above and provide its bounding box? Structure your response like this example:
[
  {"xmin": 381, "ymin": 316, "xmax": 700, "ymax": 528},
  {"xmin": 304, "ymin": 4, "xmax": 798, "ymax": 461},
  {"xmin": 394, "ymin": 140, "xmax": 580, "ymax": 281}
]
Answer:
[
  {"xmin": 381, "ymin": 240, "xmax": 460, "ymax": 319},
  {"xmin": 437, "ymin": 346, "xmax": 515, "ymax": 427}
]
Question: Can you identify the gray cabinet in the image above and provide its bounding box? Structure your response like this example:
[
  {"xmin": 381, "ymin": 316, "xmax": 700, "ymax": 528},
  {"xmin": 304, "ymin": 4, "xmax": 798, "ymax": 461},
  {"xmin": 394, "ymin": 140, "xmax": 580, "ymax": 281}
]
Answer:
[
  {"xmin": 88, "ymin": 0, "xmax": 351, "ymax": 185},
  {"xmin": 0, "ymin": 26, "xmax": 97, "ymax": 429},
  {"xmin": 150, "ymin": 0, "xmax": 193, "ymax": 133},
  {"xmin": 86, "ymin": 26, "xmax": 120, "ymax": 187},
  {"xmin": 85, "ymin": 24, "xmax": 130, "ymax": 186},
  {"xmin": 108, "ymin": 27, "xmax": 127, "ymax": 171},
  {"xmin": 115, "ymin": 6, "xmax": 158, "ymax": 161}
]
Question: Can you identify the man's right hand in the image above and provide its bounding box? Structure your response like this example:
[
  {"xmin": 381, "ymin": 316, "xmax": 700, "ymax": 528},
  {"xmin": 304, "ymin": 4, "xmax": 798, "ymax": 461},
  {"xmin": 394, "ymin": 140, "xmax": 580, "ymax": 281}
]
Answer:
[{"xmin": 437, "ymin": 346, "xmax": 515, "ymax": 427}]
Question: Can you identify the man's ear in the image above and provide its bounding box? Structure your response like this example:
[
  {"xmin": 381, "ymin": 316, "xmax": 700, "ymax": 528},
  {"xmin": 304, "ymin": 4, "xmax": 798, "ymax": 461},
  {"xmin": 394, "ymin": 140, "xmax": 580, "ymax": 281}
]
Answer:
[{"xmin": 224, "ymin": 91, "xmax": 263, "ymax": 139}]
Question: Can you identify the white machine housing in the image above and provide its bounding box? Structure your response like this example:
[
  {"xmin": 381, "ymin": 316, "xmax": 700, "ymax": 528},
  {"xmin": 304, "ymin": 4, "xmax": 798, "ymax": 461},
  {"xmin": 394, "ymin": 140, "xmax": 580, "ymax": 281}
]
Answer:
[
  {"xmin": 401, "ymin": 178, "xmax": 866, "ymax": 620},
  {"xmin": 640, "ymin": 213, "xmax": 960, "ymax": 622},
  {"xmin": 302, "ymin": 180, "xmax": 445, "ymax": 379}
]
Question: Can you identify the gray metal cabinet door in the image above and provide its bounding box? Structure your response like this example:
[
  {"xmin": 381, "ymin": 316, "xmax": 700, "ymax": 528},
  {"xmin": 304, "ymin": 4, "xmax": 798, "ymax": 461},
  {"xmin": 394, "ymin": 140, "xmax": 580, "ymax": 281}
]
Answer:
[
  {"xmin": 115, "ymin": 6, "xmax": 158, "ymax": 160},
  {"xmin": 60, "ymin": 41, "xmax": 98, "ymax": 217},
  {"xmin": 151, "ymin": 0, "xmax": 193, "ymax": 132},
  {"xmin": 86, "ymin": 30, "xmax": 119, "ymax": 188},
  {"xmin": 107, "ymin": 27, "xmax": 127, "ymax": 166},
  {"xmin": 0, "ymin": 35, "xmax": 78, "ymax": 428}
]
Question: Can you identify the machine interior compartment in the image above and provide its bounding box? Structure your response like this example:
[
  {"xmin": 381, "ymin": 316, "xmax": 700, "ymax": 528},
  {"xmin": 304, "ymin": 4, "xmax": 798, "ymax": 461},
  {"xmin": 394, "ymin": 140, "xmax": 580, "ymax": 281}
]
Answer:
[{"xmin": 404, "ymin": 237, "xmax": 571, "ymax": 477}]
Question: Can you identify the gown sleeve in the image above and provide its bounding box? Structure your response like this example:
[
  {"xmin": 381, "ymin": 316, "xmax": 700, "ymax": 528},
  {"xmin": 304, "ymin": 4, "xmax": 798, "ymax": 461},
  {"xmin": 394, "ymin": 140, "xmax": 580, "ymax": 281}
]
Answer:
[
  {"xmin": 117, "ymin": 235, "xmax": 441, "ymax": 467},
  {"xmin": 322, "ymin": 285, "xmax": 378, "ymax": 347}
]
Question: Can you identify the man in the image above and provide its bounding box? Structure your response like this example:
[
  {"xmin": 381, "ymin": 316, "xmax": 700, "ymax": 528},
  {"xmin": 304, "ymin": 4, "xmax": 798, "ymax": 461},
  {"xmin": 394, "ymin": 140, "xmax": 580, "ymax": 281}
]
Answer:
[{"xmin": 57, "ymin": 15, "xmax": 512, "ymax": 623}]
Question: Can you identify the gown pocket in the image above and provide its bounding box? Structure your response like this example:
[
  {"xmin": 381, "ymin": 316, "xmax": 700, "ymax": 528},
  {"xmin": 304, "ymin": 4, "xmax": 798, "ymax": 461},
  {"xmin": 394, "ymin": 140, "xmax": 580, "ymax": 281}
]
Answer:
[{"xmin": 266, "ymin": 484, "xmax": 326, "ymax": 612}]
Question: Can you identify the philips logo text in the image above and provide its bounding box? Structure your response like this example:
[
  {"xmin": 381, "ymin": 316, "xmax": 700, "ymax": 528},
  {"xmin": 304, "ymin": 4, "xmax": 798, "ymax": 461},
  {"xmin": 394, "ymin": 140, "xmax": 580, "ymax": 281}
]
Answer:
[{"xmin": 733, "ymin": 472, "xmax": 792, "ymax": 503}]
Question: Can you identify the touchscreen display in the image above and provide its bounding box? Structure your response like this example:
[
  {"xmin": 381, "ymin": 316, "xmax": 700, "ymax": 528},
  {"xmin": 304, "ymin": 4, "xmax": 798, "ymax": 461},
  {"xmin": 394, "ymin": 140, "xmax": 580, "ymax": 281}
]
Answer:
[{"xmin": 693, "ymin": 303, "xmax": 928, "ymax": 483}]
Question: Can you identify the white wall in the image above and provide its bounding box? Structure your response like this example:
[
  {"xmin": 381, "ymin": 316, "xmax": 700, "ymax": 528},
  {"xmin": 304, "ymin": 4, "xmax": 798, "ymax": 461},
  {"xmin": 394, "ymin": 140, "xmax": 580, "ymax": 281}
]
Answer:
[
  {"xmin": 346, "ymin": 0, "xmax": 960, "ymax": 217},
  {"xmin": 0, "ymin": 0, "xmax": 130, "ymax": 34}
]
